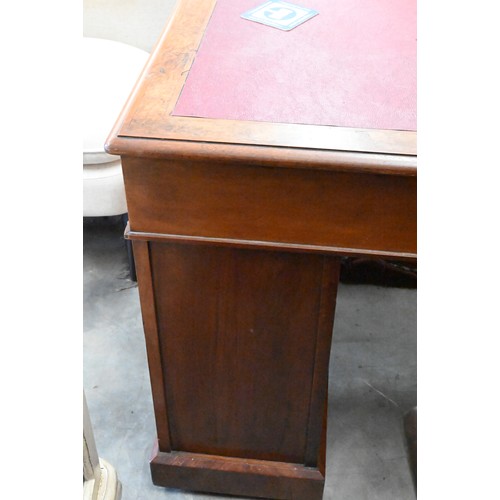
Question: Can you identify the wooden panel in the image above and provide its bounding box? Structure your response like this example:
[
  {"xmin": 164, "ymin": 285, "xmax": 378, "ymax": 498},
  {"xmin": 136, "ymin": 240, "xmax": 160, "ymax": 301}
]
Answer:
[
  {"xmin": 149, "ymin": 242, "xmax": 339, "ymax": 464},
  {"xmin": 123, "ymin": 157, "xmax": 416, "ymax": 259}
]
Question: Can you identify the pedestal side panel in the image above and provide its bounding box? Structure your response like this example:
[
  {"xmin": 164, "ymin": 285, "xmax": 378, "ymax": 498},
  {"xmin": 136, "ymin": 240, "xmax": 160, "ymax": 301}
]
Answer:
[{"xmin": 149, "ymin": 242, "xmax": 337, "ymax": 464}]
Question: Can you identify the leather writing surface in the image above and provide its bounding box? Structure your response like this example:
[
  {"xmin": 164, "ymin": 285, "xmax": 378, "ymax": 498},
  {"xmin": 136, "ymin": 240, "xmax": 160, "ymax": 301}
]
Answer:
[{"xmin": 173, "ymin": 0, "xmax": 416, "ymax": 131}]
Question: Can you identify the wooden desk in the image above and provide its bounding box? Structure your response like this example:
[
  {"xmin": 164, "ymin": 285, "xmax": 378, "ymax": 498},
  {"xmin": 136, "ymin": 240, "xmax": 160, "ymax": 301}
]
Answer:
[{"xmin": 106, "ymin": 1, "xmax": 416, "ymax": 498}]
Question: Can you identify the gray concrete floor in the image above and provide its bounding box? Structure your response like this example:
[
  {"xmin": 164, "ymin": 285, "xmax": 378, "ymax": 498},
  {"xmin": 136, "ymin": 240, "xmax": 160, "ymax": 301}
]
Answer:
[{"xmin": 83, "ymin": 218, "xmax": 416, "ymax": 500}]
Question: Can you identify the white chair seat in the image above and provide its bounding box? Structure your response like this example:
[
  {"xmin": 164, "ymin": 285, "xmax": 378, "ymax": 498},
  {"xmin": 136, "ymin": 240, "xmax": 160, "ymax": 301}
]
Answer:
[
  {"xmin": 83, "ymin": 37, "xmax": 149, "ymax": 216},
  {"xmin": 83, "ymin": 37, "xmax": 149, "ymax": 165},
  {"xmin": 83, "ymin": 160, "xmax": 127, "ymax": 217}
]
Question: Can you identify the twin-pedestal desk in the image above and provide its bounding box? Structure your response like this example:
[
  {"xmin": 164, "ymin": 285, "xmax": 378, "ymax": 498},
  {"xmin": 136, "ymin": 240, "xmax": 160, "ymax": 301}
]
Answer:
[{"xmin": 106, "ymin": 1, "xmax": 416, "ymax": 498}]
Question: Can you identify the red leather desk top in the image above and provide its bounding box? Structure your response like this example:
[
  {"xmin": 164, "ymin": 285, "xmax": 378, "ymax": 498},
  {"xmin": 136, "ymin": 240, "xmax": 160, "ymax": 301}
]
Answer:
[{"xmin": 173, "ymin": 0, "xmax": 416, "ymax": 132}]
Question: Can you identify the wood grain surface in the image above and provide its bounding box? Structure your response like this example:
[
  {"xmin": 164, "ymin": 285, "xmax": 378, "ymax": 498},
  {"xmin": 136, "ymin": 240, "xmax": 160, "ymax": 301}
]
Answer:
[
  {"xmin": 151, "ymin": 449, "xmax": 325, "ymax": 499},
  {"xmin": 148, "ymin": 242, "xmax": 339, "ymax": 465},
  {"xmin": 107, "ymin": 0, "xmax": 417, "ymax": 497},
  {"xmin": 122, "ymin": 157, "xmax": 416, "ymax": 260}
]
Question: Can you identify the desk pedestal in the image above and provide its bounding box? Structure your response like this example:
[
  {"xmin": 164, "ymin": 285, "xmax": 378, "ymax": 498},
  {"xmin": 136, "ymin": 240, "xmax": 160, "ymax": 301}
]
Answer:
[
  {"xmin": 131, "ymin": 237, "xmax": 340, "ymax": 499},
  {"xmin": 105, "ymin": 6, "xmax": 416, "ymax": 493},
  {"xmin": 120, "ymin": 148, "xmax": 415, "ymax": 499}
]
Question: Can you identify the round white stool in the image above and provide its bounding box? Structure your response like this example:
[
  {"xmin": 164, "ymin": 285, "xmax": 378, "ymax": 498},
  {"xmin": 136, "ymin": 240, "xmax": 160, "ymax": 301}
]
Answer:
[{"xmin": 83, "ymin": 37, "xmax": 149, "ymax": 279}]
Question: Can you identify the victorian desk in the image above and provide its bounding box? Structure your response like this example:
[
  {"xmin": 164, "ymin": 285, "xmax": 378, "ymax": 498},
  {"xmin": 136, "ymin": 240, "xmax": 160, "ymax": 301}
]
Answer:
[{"xmin": 106, "ymin": 0, "xmax": 416, "ymax": 498}]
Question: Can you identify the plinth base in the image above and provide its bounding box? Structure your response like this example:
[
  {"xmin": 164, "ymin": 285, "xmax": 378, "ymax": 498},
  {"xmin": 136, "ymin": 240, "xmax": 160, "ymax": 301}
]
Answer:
[{"xmin": 151, "ymin": 445, "xmax": 325, "ymax": 500}]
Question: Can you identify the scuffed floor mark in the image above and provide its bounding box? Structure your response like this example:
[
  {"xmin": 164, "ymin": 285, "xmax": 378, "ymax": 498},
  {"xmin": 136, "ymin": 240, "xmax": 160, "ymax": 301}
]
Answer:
[
  {"xmin": 115, "ymin": 283, "xmax": 138, "ymax": 292},
  {"xmin": 361, "ymin": 379, "xmax": 401, "ymax": 409}
]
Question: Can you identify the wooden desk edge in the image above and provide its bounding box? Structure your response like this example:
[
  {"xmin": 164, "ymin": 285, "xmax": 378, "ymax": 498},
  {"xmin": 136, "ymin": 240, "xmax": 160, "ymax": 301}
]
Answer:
[
  {"xmin": 107, "ymin": 134, "xmax": 416, "ymax": 176},
  {"xmin": 124, "ymin": 224, "xmax": 417, "ymax": 263}
]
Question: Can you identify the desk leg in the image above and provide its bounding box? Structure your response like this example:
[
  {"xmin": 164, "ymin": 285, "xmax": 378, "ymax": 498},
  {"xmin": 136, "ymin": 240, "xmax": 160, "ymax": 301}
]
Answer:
[{"xmin": 133, "ymin": 239, "xmax": 340, "ymax": 500}]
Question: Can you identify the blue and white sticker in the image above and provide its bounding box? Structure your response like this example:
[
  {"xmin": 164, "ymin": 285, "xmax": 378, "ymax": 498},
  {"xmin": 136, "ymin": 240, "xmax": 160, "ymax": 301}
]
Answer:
[{"xmin": 241, "ymin": 1, "xmax": 318, "ymax": 31}]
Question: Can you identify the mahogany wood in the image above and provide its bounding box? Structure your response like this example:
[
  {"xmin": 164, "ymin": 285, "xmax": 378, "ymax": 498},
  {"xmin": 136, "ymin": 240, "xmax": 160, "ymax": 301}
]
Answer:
[
  {"xmin": 148, "ymin": 242, "xmax": 339, "ymax": 463},
  {"xmin": 131, "ymin": 240, "xmax": 171, "ymax": 450},
  {"xmin": 107, "ymin": 0, "xmax": 417, "ymax": 498},
  {"xmin": 151, "ymin": 448, "xmax": 325, "ymax": 500},
  {"xmin": 122, "ymin": 156, "xmax": 416, "ymax": 260},
  {"xmin": 131, "ymin": 238, "xmax": 340, "ymax": 497},
  {"xmin": 107, "ymin": 137, "xmax": 416, "ymax": 176}
]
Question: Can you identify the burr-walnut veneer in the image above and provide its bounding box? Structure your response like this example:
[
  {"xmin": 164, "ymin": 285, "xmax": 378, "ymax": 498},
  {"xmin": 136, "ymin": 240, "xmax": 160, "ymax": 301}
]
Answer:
[{"xmin": 106, "ymin": 1, "xmax": 416, "ymax": 498}]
